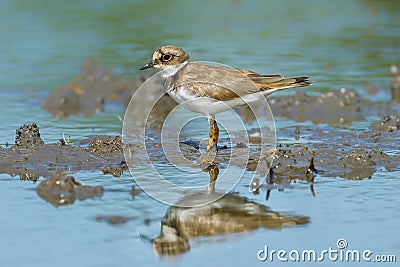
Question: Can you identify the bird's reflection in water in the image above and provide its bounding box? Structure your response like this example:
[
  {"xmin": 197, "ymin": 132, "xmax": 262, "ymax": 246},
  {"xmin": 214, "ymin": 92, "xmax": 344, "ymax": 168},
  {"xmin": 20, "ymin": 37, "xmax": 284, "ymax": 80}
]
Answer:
[{"xmin": 152, "ymin": 164, "xmax": 310, "ymax": 256}]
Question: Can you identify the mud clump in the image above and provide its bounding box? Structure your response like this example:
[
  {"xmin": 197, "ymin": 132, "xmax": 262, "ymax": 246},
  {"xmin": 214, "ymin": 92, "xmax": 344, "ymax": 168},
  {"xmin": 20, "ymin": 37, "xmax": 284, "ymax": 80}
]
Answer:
[
  {"xmin": 248, "ymin": 146, "xmax": 315, "ymax": 178},
  {"xmin": 36, "ymin": 172, "xmax": 104, "ymax": 207},
  {"xmin": 42, "ymin": 60, "xmax": 149, "ymax": 119},
  {"xmin": 371, "ymin": 114, "xmax": 400, "ymax": 132},
  {"xmin": 244, "ymin": 146, "xmax": 316, "ymax": 198},
  {"xmin": 83, "ymin": 135, "xmax": 123, "ymax": 159},
  {"xmin": 267, "ymin": 89, "xmax": 383, "ymax": 124},
  {"xmin": 1, "ymin": 124, "xmax": 129, "ymax": 179},
  {"xmin": 332, "ymin": 150, "xmax": 376, "ymax": 180},
  {"xmin": 275, "ymin": 126, "xmax": 399, "ymax": 180},
  {"xmin": 82, "ymin": 135, "xmax": 128, "ymax": 178},
  {"xmin": 15, "ymin": 123, "xmax": 44, "ymax": 148}
]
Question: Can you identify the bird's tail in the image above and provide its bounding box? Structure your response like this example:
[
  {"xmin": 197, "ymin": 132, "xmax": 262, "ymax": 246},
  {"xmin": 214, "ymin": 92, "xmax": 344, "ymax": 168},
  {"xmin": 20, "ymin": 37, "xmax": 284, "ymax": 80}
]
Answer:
[{"xmin": 251, "ymin": 75, "xmax": 312, "ymax": 95}]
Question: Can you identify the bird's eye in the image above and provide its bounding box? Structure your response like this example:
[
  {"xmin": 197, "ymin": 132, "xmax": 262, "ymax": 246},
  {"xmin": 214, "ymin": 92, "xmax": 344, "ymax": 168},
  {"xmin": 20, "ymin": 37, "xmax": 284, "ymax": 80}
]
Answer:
[{"xmin": 162, "ymin": 54, "xmax": 172, "ymax": 61}]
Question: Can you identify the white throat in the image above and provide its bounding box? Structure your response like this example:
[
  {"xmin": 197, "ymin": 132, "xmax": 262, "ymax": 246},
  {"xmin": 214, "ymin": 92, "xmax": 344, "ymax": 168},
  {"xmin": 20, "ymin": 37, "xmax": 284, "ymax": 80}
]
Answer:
[{"xmin": 161, "ymin": 62, "xmax": 189, "ymax": 78}]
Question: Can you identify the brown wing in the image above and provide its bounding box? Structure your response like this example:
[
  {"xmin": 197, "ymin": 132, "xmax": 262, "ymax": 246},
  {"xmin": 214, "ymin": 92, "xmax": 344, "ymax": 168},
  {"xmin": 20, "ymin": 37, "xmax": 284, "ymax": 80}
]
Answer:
[
  {"xmin": 179, "ymin": 82, "xmax": 241, "ymax": 101},
  {"xmin": 175, "ymin": 63, "xmax": 311, "ymax": 101}
]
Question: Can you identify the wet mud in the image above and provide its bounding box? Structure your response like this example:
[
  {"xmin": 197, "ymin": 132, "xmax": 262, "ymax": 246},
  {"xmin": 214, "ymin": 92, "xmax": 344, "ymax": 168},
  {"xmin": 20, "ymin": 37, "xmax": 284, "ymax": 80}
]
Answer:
[
  {"xmin": 1, "ymin": 124, "xmax": 128, "ymax": 180},
  {"xmin": 42, "ymin": 60, "xmax": 149, "ymax": 119},
  {"xmin": 179, "ymin": 113, "xmax": 399, "ymax": 175},
  {"xmin": 240, "ymin": 88, "xmax": 387, "ymax": 124}
]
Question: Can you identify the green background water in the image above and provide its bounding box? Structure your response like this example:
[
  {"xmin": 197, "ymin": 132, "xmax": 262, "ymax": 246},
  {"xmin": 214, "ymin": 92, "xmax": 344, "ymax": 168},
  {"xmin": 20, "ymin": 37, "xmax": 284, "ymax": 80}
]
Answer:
[{"xmin": 0, "ymin": 0, "xmax": 399, "ymax": 266}]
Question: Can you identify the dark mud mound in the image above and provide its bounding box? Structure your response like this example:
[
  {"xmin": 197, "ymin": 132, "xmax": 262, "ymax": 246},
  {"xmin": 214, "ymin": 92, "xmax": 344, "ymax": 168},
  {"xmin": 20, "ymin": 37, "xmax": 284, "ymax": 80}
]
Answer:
[
  {"xmin": 42, "ymin": 60, "xmax": 149, "ymax": 119},
  {"xmin": 371, "ymin": 114, "xmax": 400, "ymax": 132},
  {"xmin": 276, "ymin": 121, "xmax": 400, "ymax": 179},
  {"xmin": 245, "ymin": 146, "xmax": 316, "ymax": 198},
  {"xmin": 268, "ymin": 88, "xmax": 384, "ymax": 124},
  {"xmin": 37, "ymin": 172, "xmax": 103, "ymax": 207},
  {"xmin": 80, "ymin": 135, "xmax": 125, "ymax": 160},
  {"xmin": 1, "ymin": 123, "xmax": 127, "ymax": 179},
  {"xmin": 80, "ymin": 135, "xmax": 128, "ymax": 177},
  {"xmin": 15, "ymin": 123, "xmax": 44, "ymax": 148},
  {"xmin": 236, "ymin": 87, "xmax": 388, "ymax": 125}
]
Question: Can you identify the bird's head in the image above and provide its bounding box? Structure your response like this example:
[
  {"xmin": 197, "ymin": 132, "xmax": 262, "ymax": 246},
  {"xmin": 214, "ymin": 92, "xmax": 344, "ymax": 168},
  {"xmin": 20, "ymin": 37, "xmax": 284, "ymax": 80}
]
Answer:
[{"xmin": 140, "ymin": 45, "xmax": 190, "ymax": 70}]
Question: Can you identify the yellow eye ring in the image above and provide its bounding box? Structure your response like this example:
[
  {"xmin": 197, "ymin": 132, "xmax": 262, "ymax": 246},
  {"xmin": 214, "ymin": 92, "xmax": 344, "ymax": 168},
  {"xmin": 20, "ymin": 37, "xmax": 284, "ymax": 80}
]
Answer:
[{"xmin": 162, "ymin": 54, "xmax": 172, "ymax": 61}]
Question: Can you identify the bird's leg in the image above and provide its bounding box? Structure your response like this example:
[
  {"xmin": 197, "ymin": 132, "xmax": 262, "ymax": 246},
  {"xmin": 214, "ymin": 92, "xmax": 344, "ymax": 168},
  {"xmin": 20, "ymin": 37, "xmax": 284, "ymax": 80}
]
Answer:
[
  {"xmin": 206, "ymin": 115, "xmax": 220, "ymax": 152},
  {"xmin": 213, "ymin": 119, "xmax": 219, "ymax": 150},
  {"xmin": 207, "ymin": 116, "xmax": 215, "ymax": 151}
]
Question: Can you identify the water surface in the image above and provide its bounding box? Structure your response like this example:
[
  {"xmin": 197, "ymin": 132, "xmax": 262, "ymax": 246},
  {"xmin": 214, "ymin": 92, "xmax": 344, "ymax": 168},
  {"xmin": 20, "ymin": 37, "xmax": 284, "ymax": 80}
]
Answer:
[{"xmin": 0, "ymin": 0, "xmax": 399, "ymax": 266}]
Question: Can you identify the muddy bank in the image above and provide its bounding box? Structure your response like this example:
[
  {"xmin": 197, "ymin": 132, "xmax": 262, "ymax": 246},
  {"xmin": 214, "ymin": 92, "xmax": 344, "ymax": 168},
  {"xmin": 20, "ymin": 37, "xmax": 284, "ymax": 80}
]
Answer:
[
  {"xmin": 171, "ymin": 113, "xmax": 399, "ymax": 199},
  {"xmin": 3, "ymin": 118, "xmax": 399, "ymax": 189},
  {"xmin": 245, "ymin": 114, "xmax": 399, "ymax": 184},
  {"xmin": 177, "ymin": 112, "xmax": 399, "ymax": 178},
  {"xmin": 1, "ymin": 124, "xmax": 128, "ymax": 180},
  {"xmin": 278, "ymin": 117, "xmax": 400, "ymax": 175}
]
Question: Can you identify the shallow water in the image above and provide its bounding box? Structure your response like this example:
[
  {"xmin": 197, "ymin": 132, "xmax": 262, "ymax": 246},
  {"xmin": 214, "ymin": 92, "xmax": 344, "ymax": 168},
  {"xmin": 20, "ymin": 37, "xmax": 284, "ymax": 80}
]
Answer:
[{"xmin": 1, "ymin": 0, "xmax": 399, "ymax": 266}]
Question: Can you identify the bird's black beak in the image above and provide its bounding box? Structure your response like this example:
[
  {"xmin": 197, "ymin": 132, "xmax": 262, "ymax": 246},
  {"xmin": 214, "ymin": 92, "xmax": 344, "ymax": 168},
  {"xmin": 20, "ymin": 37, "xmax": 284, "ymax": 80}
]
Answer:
[{"xmin": 140, "ymin": 60, "xmax": 155, "ymax": 70}]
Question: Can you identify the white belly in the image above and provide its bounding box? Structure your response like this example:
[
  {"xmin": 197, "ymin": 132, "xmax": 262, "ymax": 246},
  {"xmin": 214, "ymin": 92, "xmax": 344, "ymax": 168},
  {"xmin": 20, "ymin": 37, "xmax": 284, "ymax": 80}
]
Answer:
[
  {"xmin": 167, "ymin": 87, "xmax": 223, "ymax": 115},
  {"xmin": 167, "ymin": 86, "xmax": 265, "ymax": 116}
]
